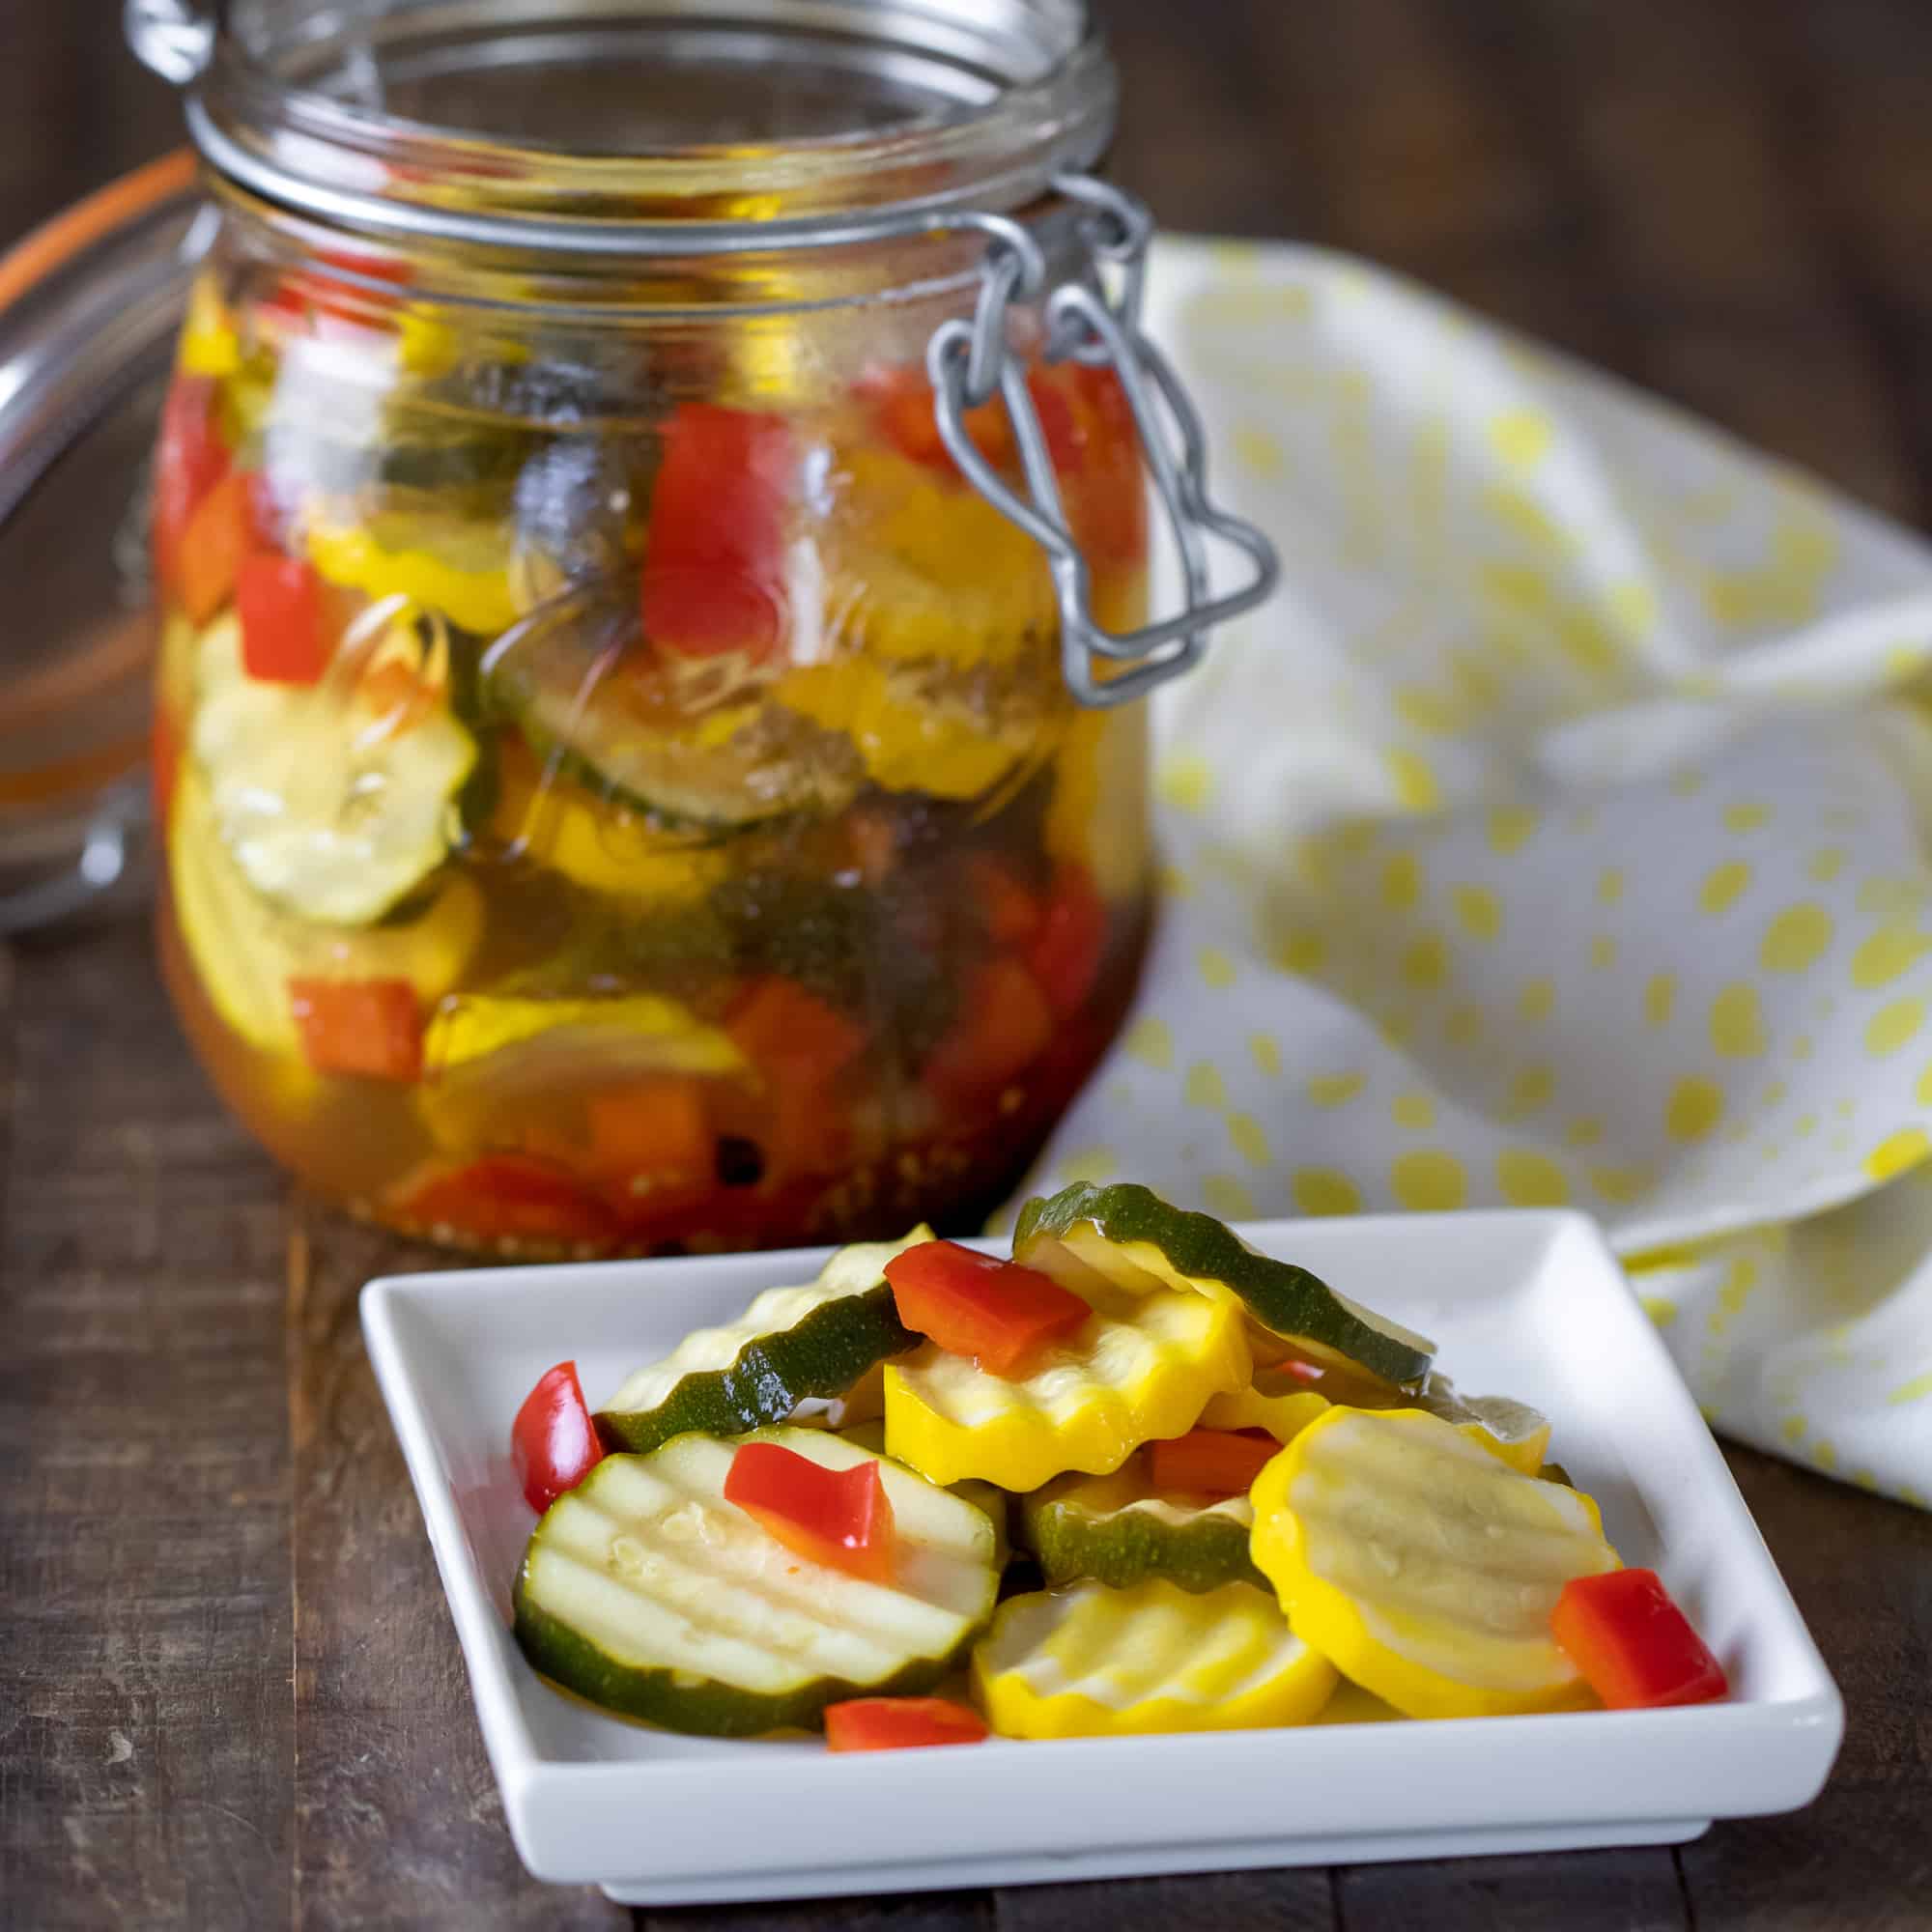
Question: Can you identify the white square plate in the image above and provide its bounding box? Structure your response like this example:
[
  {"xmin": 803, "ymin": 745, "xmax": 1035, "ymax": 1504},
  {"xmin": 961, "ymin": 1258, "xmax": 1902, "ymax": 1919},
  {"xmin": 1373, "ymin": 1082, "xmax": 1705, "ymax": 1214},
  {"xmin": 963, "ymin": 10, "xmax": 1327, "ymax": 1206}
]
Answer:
[{"xmin": 361, "ymin": 1209, "xmax": 1842, "ymax": 1907}]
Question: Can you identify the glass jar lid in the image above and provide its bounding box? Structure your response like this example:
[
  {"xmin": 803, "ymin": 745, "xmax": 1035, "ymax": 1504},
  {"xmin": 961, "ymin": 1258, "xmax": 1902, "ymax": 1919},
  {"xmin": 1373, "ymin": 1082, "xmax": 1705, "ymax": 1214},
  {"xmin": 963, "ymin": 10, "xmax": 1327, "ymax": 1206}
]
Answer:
[{"xmin": 133, "ymin": 0, "xmax": 1118, "ymax": 251}]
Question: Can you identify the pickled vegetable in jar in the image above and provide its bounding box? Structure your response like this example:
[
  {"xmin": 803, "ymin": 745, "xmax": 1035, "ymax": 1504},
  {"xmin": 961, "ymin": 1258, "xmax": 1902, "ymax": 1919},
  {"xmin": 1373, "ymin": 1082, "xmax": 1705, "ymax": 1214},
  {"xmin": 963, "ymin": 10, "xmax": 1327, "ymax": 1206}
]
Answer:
[{"xmin": 131, "ymin": 0, "xmax": 1276, "ymax": 1257}]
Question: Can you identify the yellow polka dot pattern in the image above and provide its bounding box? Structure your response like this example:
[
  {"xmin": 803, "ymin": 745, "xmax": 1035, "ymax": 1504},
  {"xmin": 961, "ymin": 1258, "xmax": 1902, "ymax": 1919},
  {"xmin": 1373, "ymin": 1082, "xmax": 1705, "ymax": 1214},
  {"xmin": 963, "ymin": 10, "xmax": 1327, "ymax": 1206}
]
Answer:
[{"xmin": 1002, "ymin": 236, "xmax": 1932, "ymax": 1515}]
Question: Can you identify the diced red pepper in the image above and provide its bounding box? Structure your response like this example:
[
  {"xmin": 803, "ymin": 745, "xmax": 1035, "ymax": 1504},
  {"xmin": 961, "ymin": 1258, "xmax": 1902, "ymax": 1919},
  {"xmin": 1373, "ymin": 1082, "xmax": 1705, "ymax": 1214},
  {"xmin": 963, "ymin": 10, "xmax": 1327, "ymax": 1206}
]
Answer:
[
  {"xmin": 824, "ymin": 1696, "xmax": 989, "ymax": 1752},
  {"xmin": 1025, "ymin": 863, "xmax": 1108, "ymax": 1019},
  {"xmin": 639, "ymin": 404, "xmax": 795, "ymax": 662},
  {"xmin": 584, "ymin": 1076, "xmax": 714, "ymax": 1187},
  {"xmin": 1146, "ymin": 1429, "xmax": 1280, "ymax": 1498},
  {"xmin": 237, "ymin": 555, "xmax": 328, "ymax": 684},
  {"xmin": 288, "ymin": 978, "xmax": 423, "ymax": 1082},
  {"xmin": 921, "ymin": 957, "xmax": 1055, "ymax": 1105},
  {"xmin": 724, "ymin": 1441, "xmax": 895, "ymax": 1582},
  {"xmin": 1061, "ymin": 363, "xmax": 1148, "ymax": 565},
  {"xmin": 259, "ymin": 246, "xmax": 412, "ymax": 336},
  {"xmin": 723, "ymin": 980, "xmax": 865, "ymax": 1181},
  {"xmin": 862, "ymin": 362, "xmax": 1083, "ymax": 479},
  {"xmin": 177, "ymin": 469, "xmax": 270, "ymax": 627},
  {"xmin": 392, "ymin": 1153, "xmax": 620, "ymax": 1249},
  {"xmin": 511, "ymin": 1360, "xmax": 604, "ymax": 1513},
  {"xmin": 884, "ymin": 1239, "xmax": 1091, "ymax": 1378},
  {"xmin": 968, "ymin": 856, "xmax": 1044, "ymax": 948},
  {"xmin": 1549, "ymin": 1569, "xmax": 1729, "ymax": 1711},
  {"xmin": 152, "ymin": 376, "xmax": 230, "ymax": 598},
  {"xmin": 727, "ymin": 978, "xmax": 867, "ymax": 1085}
]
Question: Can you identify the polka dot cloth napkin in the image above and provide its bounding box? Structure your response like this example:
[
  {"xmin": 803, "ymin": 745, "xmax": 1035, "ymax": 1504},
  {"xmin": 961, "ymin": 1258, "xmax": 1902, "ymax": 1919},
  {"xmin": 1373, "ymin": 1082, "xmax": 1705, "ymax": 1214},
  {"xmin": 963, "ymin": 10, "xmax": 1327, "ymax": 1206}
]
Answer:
[{"xmin": 996, "ymin": 236, "xmax": 1932, "ymax": 1510}]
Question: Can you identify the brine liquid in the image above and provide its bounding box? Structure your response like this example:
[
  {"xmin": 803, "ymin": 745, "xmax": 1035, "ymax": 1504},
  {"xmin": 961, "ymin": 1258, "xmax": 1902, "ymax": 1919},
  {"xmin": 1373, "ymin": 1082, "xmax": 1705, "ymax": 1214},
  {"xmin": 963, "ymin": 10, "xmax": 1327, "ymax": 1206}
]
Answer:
[{"xmin": 155, "ymin": 255, "xmax": 1153, "ymax": 1258}]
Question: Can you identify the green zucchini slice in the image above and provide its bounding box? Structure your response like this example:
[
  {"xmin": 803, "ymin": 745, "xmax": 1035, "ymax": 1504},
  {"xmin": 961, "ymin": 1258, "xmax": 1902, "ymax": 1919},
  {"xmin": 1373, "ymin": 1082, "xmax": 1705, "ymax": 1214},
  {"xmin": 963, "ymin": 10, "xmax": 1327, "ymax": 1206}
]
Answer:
[
  {"xmin": 483, "ymin": 589, "xmax": 862, "ymax": 828},
  {"xmin": 1014, "ymin": 1181, "xmax": 1435, "ymax": 1391},
  {"xmin": 190, "ymin": 610, "xmax": 475, "ymax": 925},
  {"xmin": 512, "ymin": 1427, "xmax": 999, "ymax": 1736},
  {"xmin": 1414, "ymin": 1373, "xmax": 1552, "ymax": 1476},
  {"xmin": 1020, "ymin": 1462, "xmax": 1265, "ymax": 1595},
  {"xmin": 595, "ymin": 1235, "xmax": 928, "ymax": 1455}
]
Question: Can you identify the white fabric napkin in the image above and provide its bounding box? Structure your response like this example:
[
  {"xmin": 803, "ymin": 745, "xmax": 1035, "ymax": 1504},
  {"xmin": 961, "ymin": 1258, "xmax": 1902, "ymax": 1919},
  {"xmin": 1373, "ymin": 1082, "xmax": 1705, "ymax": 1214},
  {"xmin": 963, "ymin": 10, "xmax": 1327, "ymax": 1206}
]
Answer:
[{"xmin": 997, "ymin": 236, "xmax": 1932, "ymax": 1510}]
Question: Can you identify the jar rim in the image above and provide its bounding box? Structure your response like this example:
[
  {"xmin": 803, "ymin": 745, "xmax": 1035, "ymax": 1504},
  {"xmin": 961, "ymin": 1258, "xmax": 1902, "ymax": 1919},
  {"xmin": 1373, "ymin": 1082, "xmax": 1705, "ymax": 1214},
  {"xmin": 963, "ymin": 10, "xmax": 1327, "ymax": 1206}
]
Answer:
[{"xmin": 181, "ymin": 1, "xmax": 1117, "ymax": 256}]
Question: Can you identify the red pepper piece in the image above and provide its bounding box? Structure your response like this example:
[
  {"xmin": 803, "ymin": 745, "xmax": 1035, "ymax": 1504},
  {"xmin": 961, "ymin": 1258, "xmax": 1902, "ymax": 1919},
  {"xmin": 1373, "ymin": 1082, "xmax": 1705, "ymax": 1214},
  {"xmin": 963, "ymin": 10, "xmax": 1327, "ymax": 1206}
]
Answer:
[
  {"xmin": 726, "ymin": 978, "xmax": 867, "ymax": 1085},
  {"xmin": 511, "ymin": 1360, "xmax": 604, "ymax": 1514},
  {"xmin": 967, "ymin": 856, "xmax": 1045, "ymax": 948},
  {"xmin": 639, "ymin": 403, "xmax": 795, "ymax": 662},
  {"xmin": 884, "ymin": 1239, "xmax": 1090, "ymax": 1378},
  {"xmin": 920, "ymin": 957, "xmax": 1054, "ymax": 1106},
  {"xmin": 176, "ymin": 468, "xmax": 261, "ymax": 627},
  {"xmin": 724, "ymin": 1442, "xmax": 896, "ymax": 1582},
  {"xmin": 824, "ymin": 1696, "xmax": 989, "ymax": 1752},
  {"xmin": 288, "ymin": 978, "xmax": 424, "ymax": 1082},
  {"xmin": 238, "ymin": 555, "xmax": 329, "ymax": 684},
  {"xmin": 1024, "ymin": 863, "xmax": 1108, "ymax": 1019},
  {"xmin": 583, "ymin": 1075, "xmax": 714, "ymax": 1190},
  {"xmin": 724, "ymin": 978, "xmax": 866, "ymax": 1181},
  {"xmin": 1146, "ymin": 1429, "xmax": 1280, "ymax": 1498},
  {"xmin": 1549, "ymin": 1568, "xmax": 1729, "ymax": 1710},
  {"xmin": 862, "ymin": 362, "xmax": 1082, "ymax": 478},
  {"xmin": 392, "ymin": 1153, "xmax": 621, "ymax": 1250},
  {"xmin": 152, "ymin": 376, "xmax": 229, "ymax": 598},
  {"xmin": 1061, "ymin": 363, "xmax": 1148, "ymax": 565}
]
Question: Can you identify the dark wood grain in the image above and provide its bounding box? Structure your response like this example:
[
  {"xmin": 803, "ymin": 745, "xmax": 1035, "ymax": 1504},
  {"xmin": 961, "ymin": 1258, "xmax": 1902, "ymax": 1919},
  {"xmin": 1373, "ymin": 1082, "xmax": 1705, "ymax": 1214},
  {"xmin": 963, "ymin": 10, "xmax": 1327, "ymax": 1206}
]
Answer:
[
  {"xmin": 6, "ymin": 1, "xmax": 1932, "ymax": 1928},
  {"xmin": 284, "ymin": 1204, "xmax": 632, "ymax": 1931},
  {"xmin": 0, "ymin": 923, "xmax": 293, "ymax": 1929}
]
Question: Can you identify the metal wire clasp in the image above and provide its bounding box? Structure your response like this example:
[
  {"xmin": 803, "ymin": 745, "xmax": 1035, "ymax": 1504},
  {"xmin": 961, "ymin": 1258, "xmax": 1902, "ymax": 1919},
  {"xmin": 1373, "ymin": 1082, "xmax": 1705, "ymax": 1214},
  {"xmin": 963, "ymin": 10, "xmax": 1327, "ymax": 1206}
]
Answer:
[{"xmin": 926, "ymin": 176, "xmax": 1279, "ymax": 707}]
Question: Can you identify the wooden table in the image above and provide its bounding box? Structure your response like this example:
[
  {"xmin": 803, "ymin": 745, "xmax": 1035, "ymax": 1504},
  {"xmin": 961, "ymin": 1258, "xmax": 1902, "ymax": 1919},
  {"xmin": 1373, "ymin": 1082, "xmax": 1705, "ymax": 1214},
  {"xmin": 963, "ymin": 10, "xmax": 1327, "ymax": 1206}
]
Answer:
[{"xmin": 5, "ymin": 2, "xmax": 1931, "ymax": 1925}]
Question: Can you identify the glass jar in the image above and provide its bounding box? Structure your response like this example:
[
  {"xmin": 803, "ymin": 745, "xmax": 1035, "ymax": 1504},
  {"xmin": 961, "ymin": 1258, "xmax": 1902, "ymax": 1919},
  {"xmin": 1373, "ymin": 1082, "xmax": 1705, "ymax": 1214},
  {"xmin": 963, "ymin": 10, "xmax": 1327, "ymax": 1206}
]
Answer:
[{"xmin": 124, "ymin": 0, "xmax": 1275, "ymax": 1257}]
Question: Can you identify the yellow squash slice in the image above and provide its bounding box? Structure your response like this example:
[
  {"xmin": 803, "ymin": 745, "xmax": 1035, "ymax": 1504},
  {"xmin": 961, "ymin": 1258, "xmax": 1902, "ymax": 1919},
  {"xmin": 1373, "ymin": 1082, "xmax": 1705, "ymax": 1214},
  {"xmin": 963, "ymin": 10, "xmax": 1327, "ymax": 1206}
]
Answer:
[
  {"xmin": 882, "ymin": 1281, "xmax": 1250, "ymax": 1492},
  {"xmin": 1249, "ymin": 1406, "xmax": 1621, "ymax": 1720},
  {"xmin": 308, "ymin": 513, "xmax": 520, "ymax": 637},
  {"xmin": 972, "ymin": 1578, "xmax": 1339, "ymax": 1739},
  {"xmin": 1197, "ymin": 1378, "xmax": 1332, "ymax": 1445}
]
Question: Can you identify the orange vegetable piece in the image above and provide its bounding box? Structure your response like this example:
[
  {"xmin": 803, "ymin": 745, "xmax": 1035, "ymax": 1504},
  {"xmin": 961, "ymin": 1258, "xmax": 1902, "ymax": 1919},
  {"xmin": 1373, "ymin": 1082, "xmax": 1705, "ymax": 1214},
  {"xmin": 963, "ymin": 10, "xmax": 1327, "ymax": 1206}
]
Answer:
[
  {"xmin": 177, "ymin": 470, "xmax": 260, "ymax": 626},
  {"xmin": 287, "ymin": 978, "xmax": 423, "ymax": 1082},
  {"xmin": 1146, "ymin": 1429, "xmax": 1280, "ymax": 1498},
  {"xmin": 584, "ymin": 1076, "xmax": 713, "ymax": 1186},
  {"xmin": 921, "ymin": 957, "xmax": 1054, "ymax": 1104},
  {"xmin": 824, "ymin": 1696, "xmax": 988, "ymax": 1752}
]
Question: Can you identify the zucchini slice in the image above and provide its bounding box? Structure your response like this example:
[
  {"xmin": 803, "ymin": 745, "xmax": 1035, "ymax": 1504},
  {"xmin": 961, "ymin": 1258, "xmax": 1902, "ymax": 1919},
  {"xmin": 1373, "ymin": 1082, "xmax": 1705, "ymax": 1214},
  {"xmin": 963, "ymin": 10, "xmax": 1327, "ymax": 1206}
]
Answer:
[
  {"xmin": 972, "ymin": 1578, "xmax": 1338, "ymax": 1739},
  {"xmin": 882, "ymin": 1275, "xmax": 1251, "ymax": 1492},
  {"xmin": 1413, "ymin": 1373, "xmax": 1552, "ymax": 1476},
  {"xmin": 1021, "ymin": 1462, "xmax": 1265, "ymax": 1595},
  {"xmin": 596, "ymin": 1235, "xmax": 929, "ymax": 1455},
  {"xmin": 483, "ymin": 589, "xmax": 862, "ymax": 828},
  {"xmin": 1014, "ymin": 1182, "xmax": 1435, "ymax": 1391},
  {"xmin": 190, "ymin": 608, "xmax": 476, "ymax": 925},
  {"xmin": 513, "ymin": 1428, "xmax": 999, "ymax": 1736}
]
